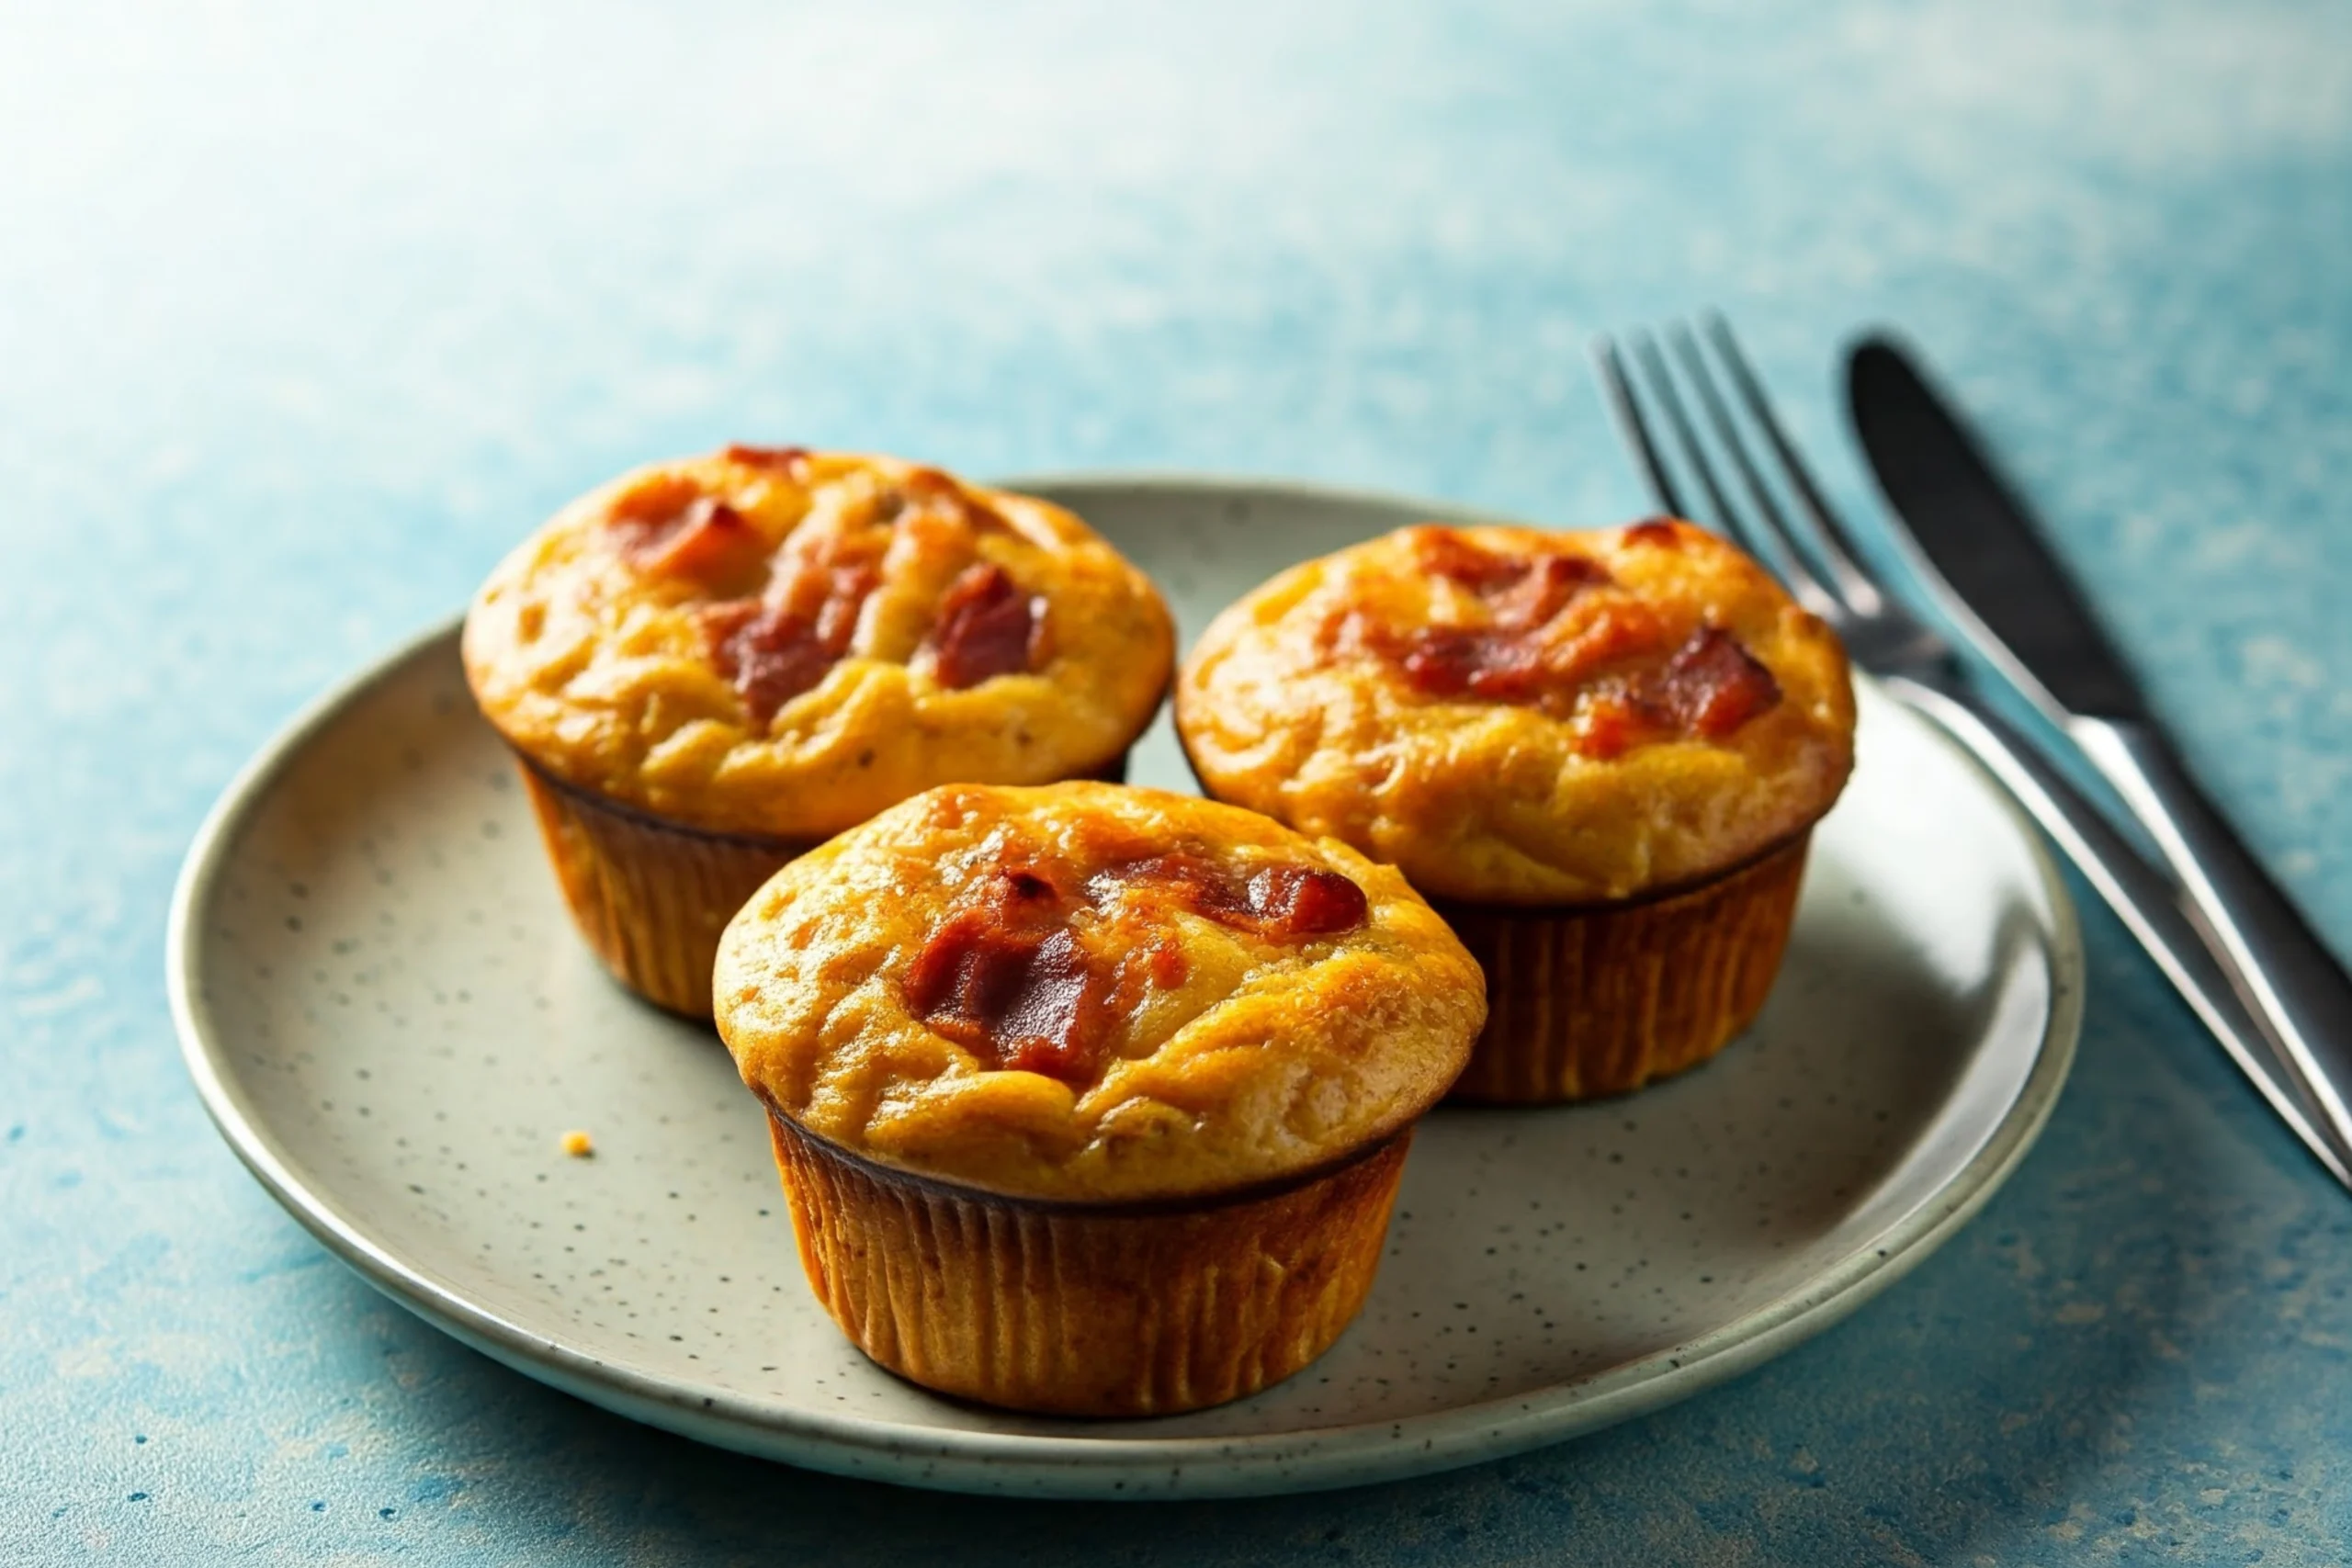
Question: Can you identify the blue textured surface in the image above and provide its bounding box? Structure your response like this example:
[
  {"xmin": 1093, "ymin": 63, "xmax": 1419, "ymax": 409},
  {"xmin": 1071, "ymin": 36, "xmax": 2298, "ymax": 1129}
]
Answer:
[{"xmin": 6, "ymin": 2, "xmax": 2351, "ymax": 1561}]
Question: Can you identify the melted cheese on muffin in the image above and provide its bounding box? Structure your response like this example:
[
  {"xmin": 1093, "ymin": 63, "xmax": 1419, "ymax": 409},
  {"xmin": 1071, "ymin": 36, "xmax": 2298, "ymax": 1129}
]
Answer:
[
  {"xmin": 463, "ymin": 449, "xmax": 1174, "ymax": 839},
  {"xmin": 1175, "ymin": 521, "xmax": 1854, "ymax": 904},
  {"xmin": 715, "ymin": 782, "xmax": 1485, "ymax": 1203}
]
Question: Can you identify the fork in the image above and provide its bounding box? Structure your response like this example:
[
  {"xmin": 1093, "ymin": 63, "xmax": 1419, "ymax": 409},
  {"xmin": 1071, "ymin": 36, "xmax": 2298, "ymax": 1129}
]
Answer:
[{"xmin": 1591, "ymin": 315, "xmax": 2352, "ymax": 1190}]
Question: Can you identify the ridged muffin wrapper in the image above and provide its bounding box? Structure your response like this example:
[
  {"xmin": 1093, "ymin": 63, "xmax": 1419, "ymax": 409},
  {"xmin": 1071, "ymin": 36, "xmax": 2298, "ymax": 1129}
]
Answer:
[
  {"xmin": 765, "ymin": 1114, "xmax": 1412, "ymax": 1417},
  {"xmin": 1440, "ymin": 830, "xmax": 1812, "ymax": 1105},
  {"xmin": 513, "ymin": 751, "xmax": 1132, "ymax": 1021},
  {"xmin": 513, "ymin": 761, "xmax": 810, "ymax": 1019}
]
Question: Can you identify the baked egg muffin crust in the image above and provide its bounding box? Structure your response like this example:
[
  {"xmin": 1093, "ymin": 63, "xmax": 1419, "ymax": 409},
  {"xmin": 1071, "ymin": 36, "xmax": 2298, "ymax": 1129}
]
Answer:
[
  {"xmin": 466, "ymin": 447, "xmax": 1173, "ymax": 839},
  {"xmin": 1175, "ymin": 519, "xmax": 1851, "ymax": 906},
  {"xmin": 461, "ymin": 447, "xmax": 1175, "ymax": 1016},
  {"xmin": 1175, "ymin": 520, "xmax": 1856, "ymax": 1103},
  {"xmin": 717, "ymin": 780, "xmax": 1482, "ymax": 1202},
  {"xmin": 715, "ymin": 780, "xmax": 1486, "ymax": 1416}
]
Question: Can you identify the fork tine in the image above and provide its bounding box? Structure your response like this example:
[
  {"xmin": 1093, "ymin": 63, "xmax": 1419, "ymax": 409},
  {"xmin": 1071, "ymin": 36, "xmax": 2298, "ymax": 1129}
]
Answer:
[
  {"xmin": 1612, "ymin": 329, "xmax": 1832, "ymax": 622},
  {"xmin": 1591, "ymin": 335, "xmax": 1689, "ymax": 518},
  {"xmin": 1627, "ymin": 331, "xmax": 1745, "ymax": 534},
  {"xmin": 1699, "ymin": 312, "xmax": 1889, "ymax": 616},
  {"xmin": 1662, "ymin": 322, "xmax": 1845, "ymax": 621}
]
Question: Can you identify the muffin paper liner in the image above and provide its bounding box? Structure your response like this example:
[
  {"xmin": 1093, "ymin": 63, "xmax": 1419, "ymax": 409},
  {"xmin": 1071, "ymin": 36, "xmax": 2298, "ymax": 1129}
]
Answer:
[
  {"xmin": 515, "ymin": 763, "xmax": 813, "ymax": 1020},
  {"xmin": 1440, "ymin": 831, "xmax": 1812, "ymax": 1104},
  {"xmin": 514, "ymin": 751, "xmax": 1132, "ymax": 1021},
  {"xmin": 765, "ymin": 1116, "xmax": 1411, "ymax": 1417}
]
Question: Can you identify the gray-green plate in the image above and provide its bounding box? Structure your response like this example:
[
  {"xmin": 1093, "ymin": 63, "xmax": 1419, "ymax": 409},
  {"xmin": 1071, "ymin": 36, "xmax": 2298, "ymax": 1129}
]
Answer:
[{"xmin": 168, "ymin": 477, "xmax": 2081, "ymax": 1498}]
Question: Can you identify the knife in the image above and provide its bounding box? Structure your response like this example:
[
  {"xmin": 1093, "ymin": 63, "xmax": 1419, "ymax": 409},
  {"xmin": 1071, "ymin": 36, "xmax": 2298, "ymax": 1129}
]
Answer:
[{"xmin": 1847, "ymin": 333, "xmax": 2352, "ymax": 1174}]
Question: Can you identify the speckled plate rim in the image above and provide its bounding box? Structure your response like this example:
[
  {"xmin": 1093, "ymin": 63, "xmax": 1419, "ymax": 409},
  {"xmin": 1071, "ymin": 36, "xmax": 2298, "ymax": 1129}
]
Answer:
[{"xmin": 168, "ymin": 472, "xmax": 2083, "ymax": 1500}]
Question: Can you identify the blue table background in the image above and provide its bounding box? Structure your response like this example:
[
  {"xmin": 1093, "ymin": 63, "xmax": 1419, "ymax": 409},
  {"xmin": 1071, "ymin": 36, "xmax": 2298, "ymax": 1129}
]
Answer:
[{"xmin": 6, "ymin": 2, "xmax": 2351, "ymax": 1561}]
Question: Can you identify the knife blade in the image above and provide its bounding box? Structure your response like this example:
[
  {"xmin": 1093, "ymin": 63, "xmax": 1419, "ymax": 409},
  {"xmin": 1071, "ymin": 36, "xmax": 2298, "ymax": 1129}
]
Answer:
[
  {"xmin": 1847, "ymin": 332, "xmax": 2352, "ymax": 1183},
  {"xmin": 1845, "ymin": 338, "xmax": 2141, "ymax": 724}
]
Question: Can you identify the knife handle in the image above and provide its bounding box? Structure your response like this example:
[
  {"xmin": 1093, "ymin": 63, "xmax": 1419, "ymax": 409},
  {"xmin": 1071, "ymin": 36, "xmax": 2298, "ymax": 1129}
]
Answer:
[
  {"xmin": 1888, "ymin": 677, "xmax": 2352, "ymax": 1187},
  {"xmin": 2073, "ymin": 718, "xmax": 2352, "ymax": 1143}
]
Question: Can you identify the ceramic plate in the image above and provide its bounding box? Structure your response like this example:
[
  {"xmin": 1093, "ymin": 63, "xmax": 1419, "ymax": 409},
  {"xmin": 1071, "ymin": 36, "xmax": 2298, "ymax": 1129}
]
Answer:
[{"xmin": 169, "ymin": 477, "xmax": 2081, "ymax": 1498}]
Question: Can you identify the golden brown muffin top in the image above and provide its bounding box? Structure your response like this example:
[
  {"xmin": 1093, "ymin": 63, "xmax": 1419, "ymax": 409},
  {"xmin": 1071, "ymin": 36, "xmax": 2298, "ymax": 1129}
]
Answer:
[
  {"xmin": 462, "ymin": 448, "xmax": 1175, "ymax": 839},
  {"xmin": 1176, "ymin": 521, "xmax": 1855, "ymax": 904},
  {"xmin": 715, "ymin": 782, "xmax": 1485, "ymax": 1203}
]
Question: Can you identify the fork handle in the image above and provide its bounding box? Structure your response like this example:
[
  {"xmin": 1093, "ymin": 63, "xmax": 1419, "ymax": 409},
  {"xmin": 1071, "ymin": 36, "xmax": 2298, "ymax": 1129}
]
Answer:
[
  {"xmin": 2072, "ymin": 718, "xmax": 2352, "ymax": 1152},
  {"xmin": 1888, "ymin": 678, "xmax": 2352, "ymax": 1188}
]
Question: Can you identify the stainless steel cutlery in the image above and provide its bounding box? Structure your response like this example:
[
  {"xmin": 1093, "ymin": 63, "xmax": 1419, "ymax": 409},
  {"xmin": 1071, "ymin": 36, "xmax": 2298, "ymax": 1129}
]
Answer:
[{"xmin": 1593, "ymin": 316, "xmax": 2352, "ymax": 1190}]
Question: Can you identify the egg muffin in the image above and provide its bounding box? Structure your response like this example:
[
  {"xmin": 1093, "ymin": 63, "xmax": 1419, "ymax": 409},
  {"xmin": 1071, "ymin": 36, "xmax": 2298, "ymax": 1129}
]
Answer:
[
  {"xmin": 1176, "ymin": 520, "xmax": 1853, "ymax": 1103},
  {"xmin": 714, "ymin": 781, "xmax": 1484, "ymax": 1416},
  {"xmin": 463, "ymin": 448, "xmax": 1175, "ymax": 1017}
]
